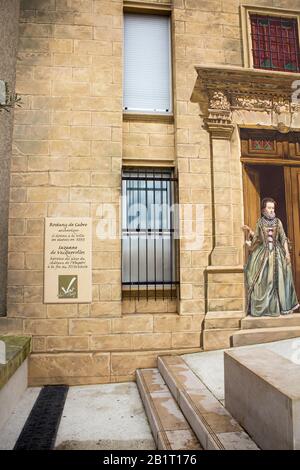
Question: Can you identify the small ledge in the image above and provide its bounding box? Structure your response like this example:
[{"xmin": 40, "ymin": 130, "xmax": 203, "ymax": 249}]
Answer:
[
  {"xmin": 206, "ymin": 265, "xmax": 244, "ymax": 273},
  {"xmin": 123, "ymin": 112, "xmax": 174, "ymax": 124},
  {"xmin": 0, "ymin": 336, "xmax": 31, "ymax": 390}
]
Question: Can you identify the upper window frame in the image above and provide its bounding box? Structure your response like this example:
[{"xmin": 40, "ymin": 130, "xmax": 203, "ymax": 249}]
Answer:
[{"xmin": 241, "ymin": 5, "xmax": 300, "ymax": 72}]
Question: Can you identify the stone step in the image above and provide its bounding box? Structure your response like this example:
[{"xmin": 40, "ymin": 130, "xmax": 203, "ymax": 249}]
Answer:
[
  {"xmin": 157, "ymin": 355, "xmax": 258, "ymax": 450},
  {"xmin": 231, "ymin": 326, "xmax": 300, "ymax": 347},
  {"xmin": 136, "ymin": 368, "xmax": 201, "ymax": 450},
  {"xmin": 241, "ymin": 314, "xmax": 300, "ymax": 330},
  {"xmin": 204, "ymin": 311, "xmax": 244, "ymax": 330}
]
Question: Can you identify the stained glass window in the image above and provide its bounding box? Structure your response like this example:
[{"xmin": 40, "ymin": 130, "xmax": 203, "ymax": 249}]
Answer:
[{"xmin": 250, "ymin": 14, "xmax": 300, "ymax": 72}]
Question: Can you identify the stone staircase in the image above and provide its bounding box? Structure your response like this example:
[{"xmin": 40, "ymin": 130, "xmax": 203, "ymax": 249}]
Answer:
[
  {"xmin": 136, "ymin": 355, "xmax": 259, "ymax": 450},
  {"xmin": 203, "ymin": 312, "xmax": 300, "ymax": 350}
]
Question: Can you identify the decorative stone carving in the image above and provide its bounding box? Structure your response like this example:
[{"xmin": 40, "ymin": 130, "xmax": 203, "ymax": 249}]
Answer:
[
  {"xmin": 209, "ymin": 91, "xmax": 231, "ymax": 111},
  {"xmin": 195, "ymin": 65, "xmax": 300, "ymax": 134}
]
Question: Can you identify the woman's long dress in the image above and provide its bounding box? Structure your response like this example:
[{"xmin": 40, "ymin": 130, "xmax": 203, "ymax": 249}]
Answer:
[{"xmin": 245, "ymin": 217, "xmax": 299, "ymax": 317}]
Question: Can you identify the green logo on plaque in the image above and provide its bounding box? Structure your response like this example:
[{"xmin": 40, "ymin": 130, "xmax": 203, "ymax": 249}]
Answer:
[{"xmin": 58, "ymin": 275, "xmax": 78, "ymax": 299}]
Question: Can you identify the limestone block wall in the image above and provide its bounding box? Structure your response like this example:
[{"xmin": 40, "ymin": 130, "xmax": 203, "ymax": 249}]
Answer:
[
  {"xmin": 0, "ymin": 0, "xmax": 20, "ymax": 316},
  {"xmin": 1, "ymin": 0, "xmax": 295, "ymax": 385}
]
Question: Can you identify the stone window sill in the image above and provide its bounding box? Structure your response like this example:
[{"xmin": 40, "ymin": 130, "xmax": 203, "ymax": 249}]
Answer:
[{"xmin": 123, "ymin": 111, "xmax": 174, "ymax": 124}]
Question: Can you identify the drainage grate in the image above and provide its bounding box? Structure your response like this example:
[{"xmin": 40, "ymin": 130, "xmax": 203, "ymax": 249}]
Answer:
[{"xmin": 14, "ymin": 385, "xmax": 69, "ymax": 450}]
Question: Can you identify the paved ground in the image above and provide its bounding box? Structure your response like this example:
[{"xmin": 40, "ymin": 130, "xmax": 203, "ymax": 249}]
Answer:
[{"xmin": 1, "ymin": 337, "xmax": 299, "ymax": 450}]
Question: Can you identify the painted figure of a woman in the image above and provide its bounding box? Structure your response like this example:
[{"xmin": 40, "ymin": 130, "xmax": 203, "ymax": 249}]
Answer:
[{"xmin": 242, "ymin": 198, "xmax": 299, "ymax": 317}]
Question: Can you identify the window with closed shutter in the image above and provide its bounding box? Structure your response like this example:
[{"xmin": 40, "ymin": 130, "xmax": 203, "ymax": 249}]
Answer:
[{"xmin": 123, "ymin": 13, "xmax": 172, "ymax": 113}]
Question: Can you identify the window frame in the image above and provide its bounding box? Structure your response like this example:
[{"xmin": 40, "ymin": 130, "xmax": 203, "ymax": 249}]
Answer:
[
  {"xmin": 241, "ymin": 5, "xmax": 300, "ymax": 72},
  {"xmin": 123, "ymin": 4, "xmax": 174, "ymax": 118},
  {"xmin": 121, "ymin": 167, "xmax": 179, "ymax": 300}
]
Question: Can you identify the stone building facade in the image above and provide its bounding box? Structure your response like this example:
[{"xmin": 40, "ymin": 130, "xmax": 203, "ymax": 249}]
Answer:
[{"xmin": 0, "ymin": 0, "xmax": 300, "ymax": 385}]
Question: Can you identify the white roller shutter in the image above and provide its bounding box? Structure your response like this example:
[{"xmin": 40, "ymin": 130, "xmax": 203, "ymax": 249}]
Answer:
[{"xmin": 123, "ymin": 13, "xmax": 172, "ymax": 113}]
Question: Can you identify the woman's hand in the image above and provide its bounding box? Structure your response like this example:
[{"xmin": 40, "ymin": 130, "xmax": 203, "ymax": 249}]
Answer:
[{"xmin": 242, "ymin": 225, "xmax": 254, "ymax": 237}]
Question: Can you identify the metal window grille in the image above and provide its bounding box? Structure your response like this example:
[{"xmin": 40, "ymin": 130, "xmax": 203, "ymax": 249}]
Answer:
[
  {"xmin": 250, "ymin": 14, "xmax": 300, "ymax": 72},
  {"xmin": 122, "ymin": 168, "xmax": 178, "ymax": 300}
]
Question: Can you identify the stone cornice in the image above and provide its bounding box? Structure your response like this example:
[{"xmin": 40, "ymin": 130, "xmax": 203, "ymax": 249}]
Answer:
[{"xmin": 193, "ymin": 65, "xmax": 300, "ymax": 138}]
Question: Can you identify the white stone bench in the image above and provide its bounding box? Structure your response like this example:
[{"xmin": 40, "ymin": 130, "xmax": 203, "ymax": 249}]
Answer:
[{"xmin": 224, "ymin": 348, "xmax": 300, "ymax": 450}]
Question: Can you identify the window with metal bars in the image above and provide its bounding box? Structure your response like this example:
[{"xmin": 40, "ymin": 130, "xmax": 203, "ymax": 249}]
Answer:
[
  {"xmin": 122, "ymin": 168, "xmax": 178, "ymax": 300},
  {"xmin": 250, "ymin": 14, "xmax": 300, "ymax": 72}
]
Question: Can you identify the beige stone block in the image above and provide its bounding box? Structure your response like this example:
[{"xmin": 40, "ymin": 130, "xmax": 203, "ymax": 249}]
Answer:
[
  {"xmin": 92, "ymin": 270, "xmax": 120, "ymax": 284},
  {"xmin": 14, "ymin": 140, "xmax": 49, "ymax": 156},
  {"xmin": 35, "ymin": 66, "xmax": 73, "ymax": 82},
  {"xmin": 78, "ymin": 304, "xmax": 90, "ymax": 317},
  {"xmin": 11, "ymin": 172, "xmax": 49, "ymax": 187},
  {"xmin": 91, "ymin": 141, "xmax": 121, "ymax": 158},
  {"xmin": 47, "ymin": 336, "xmax": 89, "ymax": 351},
  {"xmin": 32, "ymin": 337, "xmax": 46, "ymax": 353},
  {"xmin": 99, "ymin": 285, "xmax": 112, "ymax": 301},
  {"xmin": 25, "ymin": 253, "xmax": 43, "ymax": 270},
  {"xmin": 49, "ymin": 171, "xmax": 90, "ymax": 186},
  {"xmin": 10, "ymin": 203, "xmax": 47, "ymax": 220},
  {"xmin": 29, "ymin": 353, "xmax": 110, "ymax": 379},
  {"xmin": 135, "ymin": 300, "xmax": 168, "ymax": 314},
  {"xmin": 91, "ymin": 173, "xmax": 119, "ymax": 187},
  {"xmin": 27, "ymin": 187, "xmax": 69, "ymax": 202},
  {"xmin": 49, "ymin": 125, "xmax": 71, "ymax": 140},
  {"xmin": 52, "ymin": 81, "xmax": 90, "ymax": 96},
  {"xmin": 8, "ymin": 253, "xmax": 25, "ymax": 270},
  {"xmin": 8, "ymin": 236, "xmax": 43, "ymax": 252},
  {"xmin": 208, "ymin": 298, "xmax": 244, "ymax": 312},
  {"xmin": 7, "ymin": 287, "xmax": 24, "ymax": 304},
  {"xmin": 7, "ymin": 303, "xmax": 47, "ymax": 318},
  {"xmin": 24, "ymin": 286, "xmax": 43, "ymax": 303},
  {"xmin": 54, "ymin": 24, "xmax": 93, "ymax": 39},
  {"xmin": 26, "ymin": 219, "xmax": 44, "ymax": 235},
  {"xmin": 0, "ymin": 318, "xmax": 23, "ymax": 335},
  {"xmin": 70, "ymin": 187, "xmax": 110, "ymax": 203},
  {"xmin": 10, "ymin": 157, "xmax": 28, "ymax": 173},
  {"xmin": 90, "ymin": 334, "xmax": 132, "ymax": 351},
  {"xmin": 180, "ymin": 299, "xmax": 205, "ymax": 314},
  {"xmin": 208, "ymin": 283, "xmax": 245, "ymax": 299},
  {"xmin": 112, "ymin": 316, "xmax": 153, "ymax": 334},
  {"xmin": 18, "ymin": 37, "xmax": 50, "ymax": 53},
  {"xmin": 16, "ymin": 79, "xmax": 51, "ymax": 96},
  {"xmin": 172, "ymin": 332, "xmax": 201, "ymax": 349},
  {"xmin": 74, "ymin": 39, "xmax": 112, "ymax": 56},
  {"xmin": 9, "ymin": 219, "xmax": 25, "ymax": 235},
  {"xmin": 19, "ymin": 23, "xmax": 54, "ymax": 38},
  {"xmin": 70, "ymin": 141, "xmax": 91, "ymax": 157},
  {"xmin": 111, "ymin": 352, "xmax": 158, "ymax": 376},
  {"xmin": 24, "ymin": 319, "xmax": 68, "ymax": 335},
  {"xmin": 143, "ymin": 315, "xmax": 192, "ymax": 335},
  {"xmin": 7, "ymin": 270, "xmax": 43, "ymax": 286},
  {"xmin": 92, "ymin": 112, "xmax": 121, "ymax": 127},
  {"xmin": 47, "ymin": 203, "xmax": 90, "ymax": 217},
  {"xmin": 132, "ymin": 333, "xmax": 172, "ymax": 351},
  {"xmin": 69, "ymin": 318, "xmax": 111, "ymax": 336},
  {"xmin": 93, "ymin": 252, "xmax": 112, "ymax": 269},
  {"xmin": 72, "ymin": 111, "xmax": 91, "ymax": 126},
  {"xmin": 90, "ymin": 302, "xmax": 121, "ymax": 317},
  {"xmin": 204, "ymin": 328, "xmax": 239, "ymax": 351},
  {"xmin": 47, "ymin": 304, "xmax": 78, "ymax": 318},
  {"xmin": 28, "ymin": 157, "xmax": 69, "ymax": 172},
  {"xmin": 9, "ymin": 188, "xmax": 27, "ymax": 203},
  {"xmin": 181, "ymin": 268, "xmax": 203, "ymax": 283}
]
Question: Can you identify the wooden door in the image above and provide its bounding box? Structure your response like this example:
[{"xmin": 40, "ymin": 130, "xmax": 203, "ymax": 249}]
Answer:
[
  {"xmin": 285, "ymin": 167, "xmax": 300, "ymax": 301},
  {"xmin": 242, "ymin": 165, "xmax": 260, "ymax": 260},
  {"xmin": 243, "ymin": 165, "xmax": 260, "ymax": 230}
]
